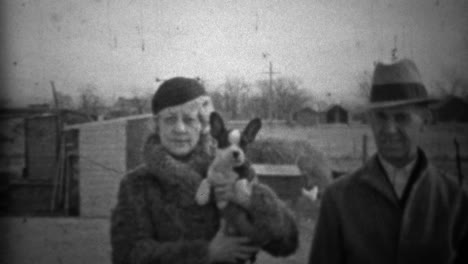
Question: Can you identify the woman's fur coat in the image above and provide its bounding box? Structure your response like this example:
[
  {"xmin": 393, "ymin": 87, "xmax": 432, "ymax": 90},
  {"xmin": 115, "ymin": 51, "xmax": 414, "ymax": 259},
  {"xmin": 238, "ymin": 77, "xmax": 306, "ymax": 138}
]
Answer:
[{"xmin": 110, "ymin": 134, "xmax": 298, "ymax": 264}]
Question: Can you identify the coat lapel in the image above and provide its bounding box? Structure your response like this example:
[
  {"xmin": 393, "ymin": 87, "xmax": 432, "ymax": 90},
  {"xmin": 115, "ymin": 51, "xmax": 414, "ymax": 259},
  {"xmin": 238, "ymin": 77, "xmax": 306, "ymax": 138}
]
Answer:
[
  {"xmin": 361, "ymin": 155, "xmax": 401, "ymax": 209},
  {"xmin": 399, "ymin": 149, "xmax": 429, "ymax": 209},
  {"xmin": 360, "ymin": 150, "xmax": 432, "ymax": 210}
]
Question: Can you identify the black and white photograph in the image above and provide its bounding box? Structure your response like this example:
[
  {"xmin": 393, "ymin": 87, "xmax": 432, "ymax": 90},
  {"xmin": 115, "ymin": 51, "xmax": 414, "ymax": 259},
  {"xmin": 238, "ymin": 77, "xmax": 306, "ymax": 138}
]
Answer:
[{"xmin": 1, "ymin": 0, "xmax": 467, "ymax": 263}]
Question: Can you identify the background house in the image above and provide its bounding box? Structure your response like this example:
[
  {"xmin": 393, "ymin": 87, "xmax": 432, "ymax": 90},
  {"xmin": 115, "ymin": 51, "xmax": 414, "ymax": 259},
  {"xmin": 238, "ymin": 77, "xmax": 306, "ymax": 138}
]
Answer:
[
  {"xmin": 325, "ymin": 104, "xmax": 349, "ymax": 124},
  {"xmin": 431, "ymin": 96, "xmax": 468, "ymax": 123},
  {"xmin": 291, "ymin": 101, "xmax": 326, "ymax": 126},
  {"xmin": 292, "ymin": 107, "xmax": 320, "ymax": 126}
]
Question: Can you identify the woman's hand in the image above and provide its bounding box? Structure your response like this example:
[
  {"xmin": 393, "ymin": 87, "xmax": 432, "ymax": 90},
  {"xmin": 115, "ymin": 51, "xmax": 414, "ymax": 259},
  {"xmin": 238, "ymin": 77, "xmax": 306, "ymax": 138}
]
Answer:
[
  {"xmin": 208, "ymin": 220, "xmax": 259, "ymax": 263},
  {"xmin": 213, "ymin": 178, "xmax": 251, "ymax": 208}
]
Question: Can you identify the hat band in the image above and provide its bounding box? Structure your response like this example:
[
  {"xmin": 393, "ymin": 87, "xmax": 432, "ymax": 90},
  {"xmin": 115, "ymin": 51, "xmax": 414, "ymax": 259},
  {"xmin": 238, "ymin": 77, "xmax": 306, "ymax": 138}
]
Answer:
[{"xmin": 370, "ymin": 83, "xmax": 428, "ymax": 103}]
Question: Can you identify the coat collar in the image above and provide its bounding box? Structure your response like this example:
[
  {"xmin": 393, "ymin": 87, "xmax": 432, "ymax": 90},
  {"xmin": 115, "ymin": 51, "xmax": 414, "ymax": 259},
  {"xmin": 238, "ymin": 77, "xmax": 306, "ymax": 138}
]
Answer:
[
  {"xmin": 360, "ymin": 149, "xmax": 432, "ymax": 209},
  {"xmin": 142, "ymin": 133, "xmax": 214, "ymax": 191}
]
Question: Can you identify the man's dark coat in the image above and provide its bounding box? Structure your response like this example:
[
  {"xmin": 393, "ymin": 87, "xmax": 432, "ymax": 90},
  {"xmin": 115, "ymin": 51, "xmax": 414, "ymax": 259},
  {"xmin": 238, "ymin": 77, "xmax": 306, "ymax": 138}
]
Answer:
[{"xmin": 309, "ymin": 150, "xmax": 468, "ymax": 264}]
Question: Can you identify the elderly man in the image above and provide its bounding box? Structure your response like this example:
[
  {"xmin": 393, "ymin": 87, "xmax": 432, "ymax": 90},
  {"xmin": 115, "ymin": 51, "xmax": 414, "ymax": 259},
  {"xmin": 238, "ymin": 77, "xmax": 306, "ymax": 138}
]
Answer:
[{"xmin": 308, "ymin": 59, "xmax": 468, "ymax": 264}]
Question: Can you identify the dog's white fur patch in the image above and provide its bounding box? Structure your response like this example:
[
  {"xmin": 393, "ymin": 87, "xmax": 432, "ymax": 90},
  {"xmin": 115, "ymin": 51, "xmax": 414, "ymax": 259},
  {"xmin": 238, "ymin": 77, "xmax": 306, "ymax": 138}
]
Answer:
[
  {"xmin": 228, "ymin": 129, "xmax": 241, "ymax": 145},
  {"xmin": 302, "ymin": 186, "xmax": 319, "ymax": 202}
]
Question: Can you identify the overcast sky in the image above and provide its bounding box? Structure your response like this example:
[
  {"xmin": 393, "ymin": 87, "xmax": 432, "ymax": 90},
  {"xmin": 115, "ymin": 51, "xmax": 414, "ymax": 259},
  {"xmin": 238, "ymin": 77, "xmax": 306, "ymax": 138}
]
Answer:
[{"xmin": 2, "ymin": 0, "xmax": 467, "ymax": 106}]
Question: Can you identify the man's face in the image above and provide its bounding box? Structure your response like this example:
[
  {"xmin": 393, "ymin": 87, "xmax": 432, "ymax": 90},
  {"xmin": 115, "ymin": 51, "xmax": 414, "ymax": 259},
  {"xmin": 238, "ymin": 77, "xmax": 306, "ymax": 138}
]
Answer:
[
  {"xmin": 157, "ymin": 108, "xmax": 202, "ymax": 157},
  {"xmin": 368, "ymin": 105, "xmax": 426, "ymax": 167}
]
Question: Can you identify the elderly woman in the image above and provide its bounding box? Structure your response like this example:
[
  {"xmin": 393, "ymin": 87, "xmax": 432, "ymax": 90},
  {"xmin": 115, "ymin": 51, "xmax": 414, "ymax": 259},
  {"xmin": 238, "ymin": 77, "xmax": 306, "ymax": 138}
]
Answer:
[{"xmin": 110, "ymin": 77, "xmax": 298, "ymax": 264}]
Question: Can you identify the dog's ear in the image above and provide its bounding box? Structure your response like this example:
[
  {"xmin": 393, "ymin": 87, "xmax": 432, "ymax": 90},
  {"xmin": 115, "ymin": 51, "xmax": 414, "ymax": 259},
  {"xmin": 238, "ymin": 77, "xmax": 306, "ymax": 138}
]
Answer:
[
  {"xmin": 210, "ymin": 112, "xmax": 226, "ymax": 139},
  {"xmin": 241, "ymin": 118, "xmax": 262, "ymax": 146}
]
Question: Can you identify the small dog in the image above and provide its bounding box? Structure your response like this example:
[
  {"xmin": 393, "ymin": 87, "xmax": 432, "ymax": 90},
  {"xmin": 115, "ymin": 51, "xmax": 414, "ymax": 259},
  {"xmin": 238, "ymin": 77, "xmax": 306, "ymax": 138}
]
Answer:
[
  {"xmin": 195, "ymin": 112, "xmax": 262, "ymax": 263},
  {"xmin": 196, "ymin": 112, "xmax": 261, "ymax": 208}
]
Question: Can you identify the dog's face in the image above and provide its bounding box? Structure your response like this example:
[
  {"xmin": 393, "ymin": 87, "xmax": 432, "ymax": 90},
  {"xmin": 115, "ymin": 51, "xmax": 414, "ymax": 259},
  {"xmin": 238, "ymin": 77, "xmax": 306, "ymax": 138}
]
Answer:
[{"xmin": 210, "ymin": 112, "xmax": 261, "ymax": 168}]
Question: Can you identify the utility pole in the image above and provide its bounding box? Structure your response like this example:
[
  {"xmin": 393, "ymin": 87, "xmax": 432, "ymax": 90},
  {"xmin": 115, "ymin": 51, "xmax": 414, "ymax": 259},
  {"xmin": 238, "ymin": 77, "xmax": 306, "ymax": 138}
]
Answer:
[
  {"xmin": 391, "ymin": 35, "xmax": 398, "ymax": 62},
  {"xmin": 262, "ymin": 59, "xmax": 280, "ymax": 122}
]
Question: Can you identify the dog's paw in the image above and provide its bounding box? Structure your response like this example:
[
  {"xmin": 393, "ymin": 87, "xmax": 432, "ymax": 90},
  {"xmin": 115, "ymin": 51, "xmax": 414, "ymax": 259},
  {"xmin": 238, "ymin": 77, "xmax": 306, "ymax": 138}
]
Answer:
[
  {"xmin": 234, "ymin": 179, "xmax": 253, "ymax": 205},
  {"xmin": 217, "ymin": 200, "xmax": 228, "ymax": 209},
  {"xmin": 302, "ymin": 186, "xmax": 319, "ymax": 202},
  {"xmin": 236, "ymin": 179, "xmax": 252, "ymax": 195},
  {"xmin": 195, "ymin": 179, "xmax": 211, "ymax": 205}
]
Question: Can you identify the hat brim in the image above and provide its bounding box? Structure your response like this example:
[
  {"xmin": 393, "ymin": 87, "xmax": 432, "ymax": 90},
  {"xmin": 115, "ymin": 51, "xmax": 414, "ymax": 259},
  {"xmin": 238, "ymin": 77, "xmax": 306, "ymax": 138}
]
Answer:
[{"xmin": 366, "ymin": 97, "xmax": 439, "ymax": 109}]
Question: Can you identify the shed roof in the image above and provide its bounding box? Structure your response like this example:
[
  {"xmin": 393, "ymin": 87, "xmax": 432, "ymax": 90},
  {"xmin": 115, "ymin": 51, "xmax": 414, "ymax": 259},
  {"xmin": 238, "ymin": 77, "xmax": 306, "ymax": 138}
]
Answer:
[{"xmin": 252, "ymin": 164, "xmax": 301, "ymax": 177}]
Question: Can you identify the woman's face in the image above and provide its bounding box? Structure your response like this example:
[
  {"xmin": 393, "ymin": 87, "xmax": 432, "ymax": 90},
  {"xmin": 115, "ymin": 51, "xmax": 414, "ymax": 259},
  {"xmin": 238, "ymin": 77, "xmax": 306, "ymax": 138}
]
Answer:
[{"xmin": 157, "ymin": 107, "xmax": 202, "ymax": 157}]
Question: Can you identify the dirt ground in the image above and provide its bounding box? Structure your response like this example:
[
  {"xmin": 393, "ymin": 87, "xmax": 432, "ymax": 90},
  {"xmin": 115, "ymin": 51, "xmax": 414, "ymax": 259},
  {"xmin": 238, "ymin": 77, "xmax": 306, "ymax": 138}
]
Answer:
[{"xmin": 1, "ymin": 216, "xmax": 316, "ymax": 264}]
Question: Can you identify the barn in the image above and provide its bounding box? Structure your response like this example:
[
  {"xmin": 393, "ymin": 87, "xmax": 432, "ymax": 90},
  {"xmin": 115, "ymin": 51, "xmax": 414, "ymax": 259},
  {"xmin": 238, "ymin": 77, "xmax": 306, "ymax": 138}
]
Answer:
[
  {"xmin": 325, "ymin": 104, "xmax": 349, "ymax": 124},
  {"xmin": 432, "ymin": 96, "xmax": 468, "ymax": 123}
]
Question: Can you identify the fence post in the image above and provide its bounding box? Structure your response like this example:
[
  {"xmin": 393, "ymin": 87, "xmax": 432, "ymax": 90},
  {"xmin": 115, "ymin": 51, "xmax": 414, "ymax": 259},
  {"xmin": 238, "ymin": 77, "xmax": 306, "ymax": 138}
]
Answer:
[{"xmin": 362, "ymin": 134, "xmax": 368, "ymax": 165}]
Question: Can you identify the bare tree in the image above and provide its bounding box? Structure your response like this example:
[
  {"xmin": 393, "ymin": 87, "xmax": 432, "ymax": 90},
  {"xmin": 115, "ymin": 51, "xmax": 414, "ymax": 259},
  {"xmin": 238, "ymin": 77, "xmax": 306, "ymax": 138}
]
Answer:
[
  {"xmin": 77, "ymin": 84, "xmax": 105, "ymax": 117},
  {"xmin": 209, "ymin": 89, "xmax": 224, "ymax": 114},
  {"xmin": 51, "ymin": 91, "xmax": 75, "ymax": 109},
  {"xmin": 256, "ymin": 79, "xmax": 272, "ymax": 119},
  {"xmin": 434, "ymin": 66, "xmax": 468, "ymax": 98},
  {"xmin": 244, "ymin": 95, "xmax": 268, "ymax": 119},
  {"xmin": 217, "ymin": 77, "xmax": 250, "ymax": 120},
  {"xmin": 273, "ymin": 77, "xmax": 308, "ymax": 119},
  {"xmin": 210, "ymin": 76, "xmax": 308, "ymax": 120},
  {"xmin": 355, "ymin": 70, "xmax": 372, "ymax": 100},
  {"xmin": 257, "ymin": 77, "xmax": 308, "ymax": 120},
  {"xmin": 129, "ymin": 88, "xmax": 152, "ymax": 114}
]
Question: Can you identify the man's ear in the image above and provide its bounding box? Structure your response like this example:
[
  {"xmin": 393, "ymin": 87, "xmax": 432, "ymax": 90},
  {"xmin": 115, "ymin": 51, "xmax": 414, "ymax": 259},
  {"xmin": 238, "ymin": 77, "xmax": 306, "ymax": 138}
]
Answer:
[
  {"xmin": 420, "ymin": 108, "xmax": 432, "ymax": 131},
  {"xmin": 424, "ymin": 109, "xmax": 433, "ymax": 125},
  {"xmin": 241, "ymin": 118, "xmax": 262, "ymax": 145},
  {"xmin": 209, "ymin": 112, "xmax": 226, "ymax": 139}
]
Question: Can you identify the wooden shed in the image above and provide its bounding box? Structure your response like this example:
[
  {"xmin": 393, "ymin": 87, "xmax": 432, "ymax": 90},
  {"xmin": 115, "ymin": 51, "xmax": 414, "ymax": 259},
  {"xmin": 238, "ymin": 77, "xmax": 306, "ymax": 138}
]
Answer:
[
  {"xmin": 325, "ymin": 104, "xmax": 349, "ymax": 124},
  {"xmin": 432, "ymin": 96, "xmax": 468, "ymax": 123},
  {"xmin": 66, "ymin": 114, "xmax": 153, "ymax": 218},
  {"xmin": 1, "ymin": 109, "xmax": 92, "ymax": 216},
  {"xmin": 292, "ymin": 107, "xmax": 322, "ymax": 126}
]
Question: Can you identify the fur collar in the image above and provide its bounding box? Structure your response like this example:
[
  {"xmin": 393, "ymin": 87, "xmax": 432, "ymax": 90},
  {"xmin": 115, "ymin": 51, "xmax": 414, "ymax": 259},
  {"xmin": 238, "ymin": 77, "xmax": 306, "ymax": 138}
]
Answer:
[{"xmin": 143, "ymin": 133, "xmax": 214, "ymax": 191}]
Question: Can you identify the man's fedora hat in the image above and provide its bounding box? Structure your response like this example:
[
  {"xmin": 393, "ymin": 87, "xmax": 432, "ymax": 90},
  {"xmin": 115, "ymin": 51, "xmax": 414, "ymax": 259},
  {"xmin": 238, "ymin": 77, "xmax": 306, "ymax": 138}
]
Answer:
[{"xmin": 368, "ymin": 58, "xmax": 438, "ymax": 108}]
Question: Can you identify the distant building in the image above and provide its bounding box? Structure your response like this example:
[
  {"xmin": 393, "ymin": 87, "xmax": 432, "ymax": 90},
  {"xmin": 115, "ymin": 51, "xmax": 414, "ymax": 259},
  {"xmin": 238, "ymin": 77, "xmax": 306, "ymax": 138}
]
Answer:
[
  {"xmin": 1, "ymin": 107, "xmax": 93, "ymax": 215},
  {"xmin": 348, "ymin": 106, "xmax": 368, "ymax": 124},
  {"xmin": 325, "ymin": 104, "xmax": 349, "ymax": 124},
  {"xmin": 107, "ymin": 96, "xmax": 151, "ymax": 119},
  {"xmin": 432, "ymin": 96, "xmax": 468, "ymax": 123},
  {"xmin": 350, "ymin": 111, "xmax": 367, "ymax": 124},
  {"xmin": 291, "ymin": 102, "xmax": 325, "ymax": 126},
  {"xmin": 292, "ymin": 107, "xmax": 320, "ymax": 126}
]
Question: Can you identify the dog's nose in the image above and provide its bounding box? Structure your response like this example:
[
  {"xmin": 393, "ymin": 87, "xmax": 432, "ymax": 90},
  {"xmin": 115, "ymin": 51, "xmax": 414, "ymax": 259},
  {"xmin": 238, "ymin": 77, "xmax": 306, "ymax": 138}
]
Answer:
[{"xmin": 232, "ymin": 151, "xmax": 240, "ymax": 159}]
